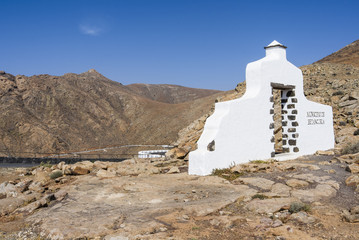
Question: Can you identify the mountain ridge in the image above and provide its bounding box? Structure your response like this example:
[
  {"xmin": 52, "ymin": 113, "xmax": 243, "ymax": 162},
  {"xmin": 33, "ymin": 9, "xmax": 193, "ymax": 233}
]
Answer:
[
  {"xmin": 0, "ymin": 70, "xmax": 224, "ymax": 155},
  {"xmin": 315, "ymin": 39, "xmax": 359, "ymax": 67}
]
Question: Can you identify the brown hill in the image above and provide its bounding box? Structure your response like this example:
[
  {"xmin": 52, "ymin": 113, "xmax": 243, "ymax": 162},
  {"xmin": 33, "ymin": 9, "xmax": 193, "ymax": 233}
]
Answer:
[
  {"xmin": 316, "ymin": 39, "xmax": 359, "ymax": 67},
  {"xmin": 126, "ymin": 83, "xmax": 221, "ymax": 104},
  {"xmin": 0, "ymin": 69, "xmax": 224, "ymax": 156}
]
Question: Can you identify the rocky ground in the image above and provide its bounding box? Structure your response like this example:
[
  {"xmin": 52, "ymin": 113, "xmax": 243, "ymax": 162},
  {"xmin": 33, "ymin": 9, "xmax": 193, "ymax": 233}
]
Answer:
[{"xmin": 0, "ymin": 149, "xmax": 359, "ymax": 240}]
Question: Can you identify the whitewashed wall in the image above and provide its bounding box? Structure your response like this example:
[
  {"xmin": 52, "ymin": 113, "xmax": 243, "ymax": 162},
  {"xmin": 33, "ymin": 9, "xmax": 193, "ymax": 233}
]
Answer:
[{"xmin": 189, "ymin": 41, "xmax": 335, "ymax": 176}]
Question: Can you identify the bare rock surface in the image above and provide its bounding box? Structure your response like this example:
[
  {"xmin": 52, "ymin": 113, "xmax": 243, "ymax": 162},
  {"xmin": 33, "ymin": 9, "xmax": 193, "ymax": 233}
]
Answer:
[
  {"xmin": 27, "ymin": 173, "xmax": 255, "ymax": 239},
  {"xmin": 1, "ymin": 153, "xmax": 359, "ymax": 239},
  {"xmin": 245, "ymin": 197, "xmax": 296, "ymax": 214},
  {"xmin": 234, "ymin": 177, "xmax": 275, "ymax": 190}
]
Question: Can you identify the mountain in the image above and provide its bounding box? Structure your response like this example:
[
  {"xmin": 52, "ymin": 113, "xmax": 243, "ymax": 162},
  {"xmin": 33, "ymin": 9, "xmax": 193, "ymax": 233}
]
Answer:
[
  {"xmin": 316, "ymin": 40, "xmax": 359, "ymax": 67},
  {"xmin": 0, "ymin": 69, "xmax": 223, "ymax": 155},
  {"xmin": 126, "ymin": 84, "xmax": 221, "ymax": 104}
]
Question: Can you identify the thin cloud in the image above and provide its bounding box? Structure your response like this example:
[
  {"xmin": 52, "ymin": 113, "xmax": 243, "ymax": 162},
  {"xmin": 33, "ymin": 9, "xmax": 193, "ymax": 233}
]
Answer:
[{"xmin": 79, "ymin": 24, "xmax": 102, "ymax": 36}]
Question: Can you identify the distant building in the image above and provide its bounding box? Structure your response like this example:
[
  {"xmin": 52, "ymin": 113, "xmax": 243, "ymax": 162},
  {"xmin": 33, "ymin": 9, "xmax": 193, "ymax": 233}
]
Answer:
[
  {"xmin": 189, "ymin": 41, "xmax": 335, "ymax": 175},
  {"xmin": 138, "ymin": 150, "xmax": 168, "ymax": 158}
]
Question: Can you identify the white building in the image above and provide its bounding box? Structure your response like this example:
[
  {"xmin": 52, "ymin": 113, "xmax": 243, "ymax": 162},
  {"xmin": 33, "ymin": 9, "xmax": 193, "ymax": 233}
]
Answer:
[
  {"xmin": 138, "ymin": 150, "xmax": 168, "ymax": 158},
  {"xmin": 189, "ymin": 41, "xmax": 335, "ymax": 176}
]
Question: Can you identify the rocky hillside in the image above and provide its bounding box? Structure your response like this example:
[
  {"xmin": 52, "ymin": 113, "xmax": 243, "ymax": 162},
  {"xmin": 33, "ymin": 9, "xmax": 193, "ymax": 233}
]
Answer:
[
  {"xmin": 0, "ymin": 69, "xmax": 223, "ymax": 155},
  {"xmin": 302, "ymin": 62, "xmax": 359, "ymax": 146},
  {"xmin": 126, "ymin": 83, "xmax": 221, "ymax": 104},
  {"xmin": 316, "ymin": 40, "xmax": 359, "ymax": 67}
]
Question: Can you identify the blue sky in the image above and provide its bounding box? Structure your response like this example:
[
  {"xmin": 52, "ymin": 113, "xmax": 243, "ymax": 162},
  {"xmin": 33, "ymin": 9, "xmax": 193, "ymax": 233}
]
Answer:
[{"xmin": 1, "ymin": 0, "xmax": 358, "ymax": 90}]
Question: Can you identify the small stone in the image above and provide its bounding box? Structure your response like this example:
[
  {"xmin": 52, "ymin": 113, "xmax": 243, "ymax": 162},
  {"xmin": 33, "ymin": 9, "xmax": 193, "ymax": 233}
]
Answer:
[
  {"xmin": 272, "ymin": 219, "xmax": 283, "ymax": 228},
  {"xmin": 350, "ymin": 206, "xmax": 359, "ymax": 214},
  {"xmin": 54, "ymin": 190, "xmax": 68, "ymax": 201},
  {"xmin": 230, "ymin": 165, "xmax": 244, "ymax": 173},
  {"xmin": 210, "ymin": 218, "xmax": 221, "ymax": 226},
  {"xmin": 290, "ymin": 211, "xmax": 316, "ymax": 224},
  {"xmin": 182, "ymin": 214, "xmax": 190, "ymax": 220},
  {"xmin": 260, "ymin": 217, "xmax": 273, "ymax": 227},
  {"xmin": 167, "ymin": 167, "xmax": 180, "ymax": 174}
]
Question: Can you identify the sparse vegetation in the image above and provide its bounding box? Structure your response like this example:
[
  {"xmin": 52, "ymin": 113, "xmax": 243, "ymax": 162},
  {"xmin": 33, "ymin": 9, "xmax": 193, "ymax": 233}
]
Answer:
[
  {"xmin": 289, "ymin": 202, "xmax": 311, "ymax": 213},
  {"xmin": 249, "ymin": 160, "xmax": 268, "ymax": 164},
  {"xmin": 50, "ymin": 170, "xmax": 63, "ymax": 179},
  {"xmin": 40, "ymin": 161, "xmax": 53, "ymax": 168},
  {"xmin": 342, "ymin": 141, "xmax": 359, "ymax": 154},
  {"xmin": 251, "ymin": 194, "xmax": 268, "ymax": 200},
  {"xmin": 211, "ymin": 167, "xmax": 243, "ymax": 181}
]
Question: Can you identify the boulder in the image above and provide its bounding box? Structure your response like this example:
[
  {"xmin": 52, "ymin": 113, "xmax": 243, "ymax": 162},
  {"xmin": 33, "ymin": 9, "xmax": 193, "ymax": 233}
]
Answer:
[
  {"xmin": 94, "ymin": 161, "xmax": 109, "ymax": 170},
  {"xmin": 291, "ymin": 184, "xmax": 337, "ymax": 202},
  {"xmin": 346, "ymin": 164, "xmax": 359, "ymax": 173},
  {"xmin": 351, "ymin": 206, "xmax": 359, "ymax": 214},
  {"xmin": 0, "ymin": 182, "xmax": 18, "ymax": 198},
  {"xmin": 0, "ymin": 197, "xmax": 25, "ymax": 216},
  {"xmin": 54, "ymin": 190, "xmax": 68, "ymax": 201},
  {"xmin": 264, "ymin": 183, "xmax": 291, "ymax": 198},
  {"xmin": 345, "ymin": 175, "xmax": 359, "ymax": 187},
  {"xmin": 34, "ymin": 170, "xmax": 51, "ymax": 184},
  {"xmin": 28, "ymin": 181, "xmax": 44, "ymax": 193},
  {"xmin": 96, "ymin": 169, "xmax": 116, "ymax": 178},
  {"xmin": 342, "ymin": 209, "xmax": 359, "ymax": 223},
  {"xmin": 234, "ymin": 177, "xmax": 275, "ymax": 190},
  {"xmin": 15, "ymin": 179, "xmax": 32, "ymax": 193},
  {"xmin": 290, "ymin": 211, "xmax": 316, "ymax": 224},
  {"xmin": 57, "ymin": 161, "xmax": 66, "ymax": 170},
  {"xmin": 286, "ymin": 179, "xmax": 309, "ymax": 188},
  {"xmin": 245, "ymin": 198, "xmax": 296, "ymax": 214},
  {"xmin": 75, "ymin": 161, "xmax": 94, "ymax": 171},
  {"xmin": 71, "ymin": 165, "xmax": 90, "ymax": 175},
  {"xmin": 167, "ymin": 166, "xmax": 180, "ymax": 174},
  {"xmin": 165, "ymin": 148, "xmax": 188, "ymax": 159},
  {"xmin": 315, "ymin": 150, "xmax": 335, "ymax": 156},
  {"xmin": 63, "ymin": 165, "xmax": 72, "ymax": 175}
]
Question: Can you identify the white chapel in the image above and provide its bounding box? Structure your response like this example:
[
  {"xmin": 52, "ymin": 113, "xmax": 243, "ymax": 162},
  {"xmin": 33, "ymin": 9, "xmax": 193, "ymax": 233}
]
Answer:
[{"xmin": 189, "ymin": 41, "xmax": 335, "ymax": 176}]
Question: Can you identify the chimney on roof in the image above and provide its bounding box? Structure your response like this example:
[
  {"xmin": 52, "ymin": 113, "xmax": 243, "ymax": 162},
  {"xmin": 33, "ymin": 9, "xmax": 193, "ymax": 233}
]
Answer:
[{"xmin": 265, "ymin": 40, "xmax": 287, "ymax": 59}]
